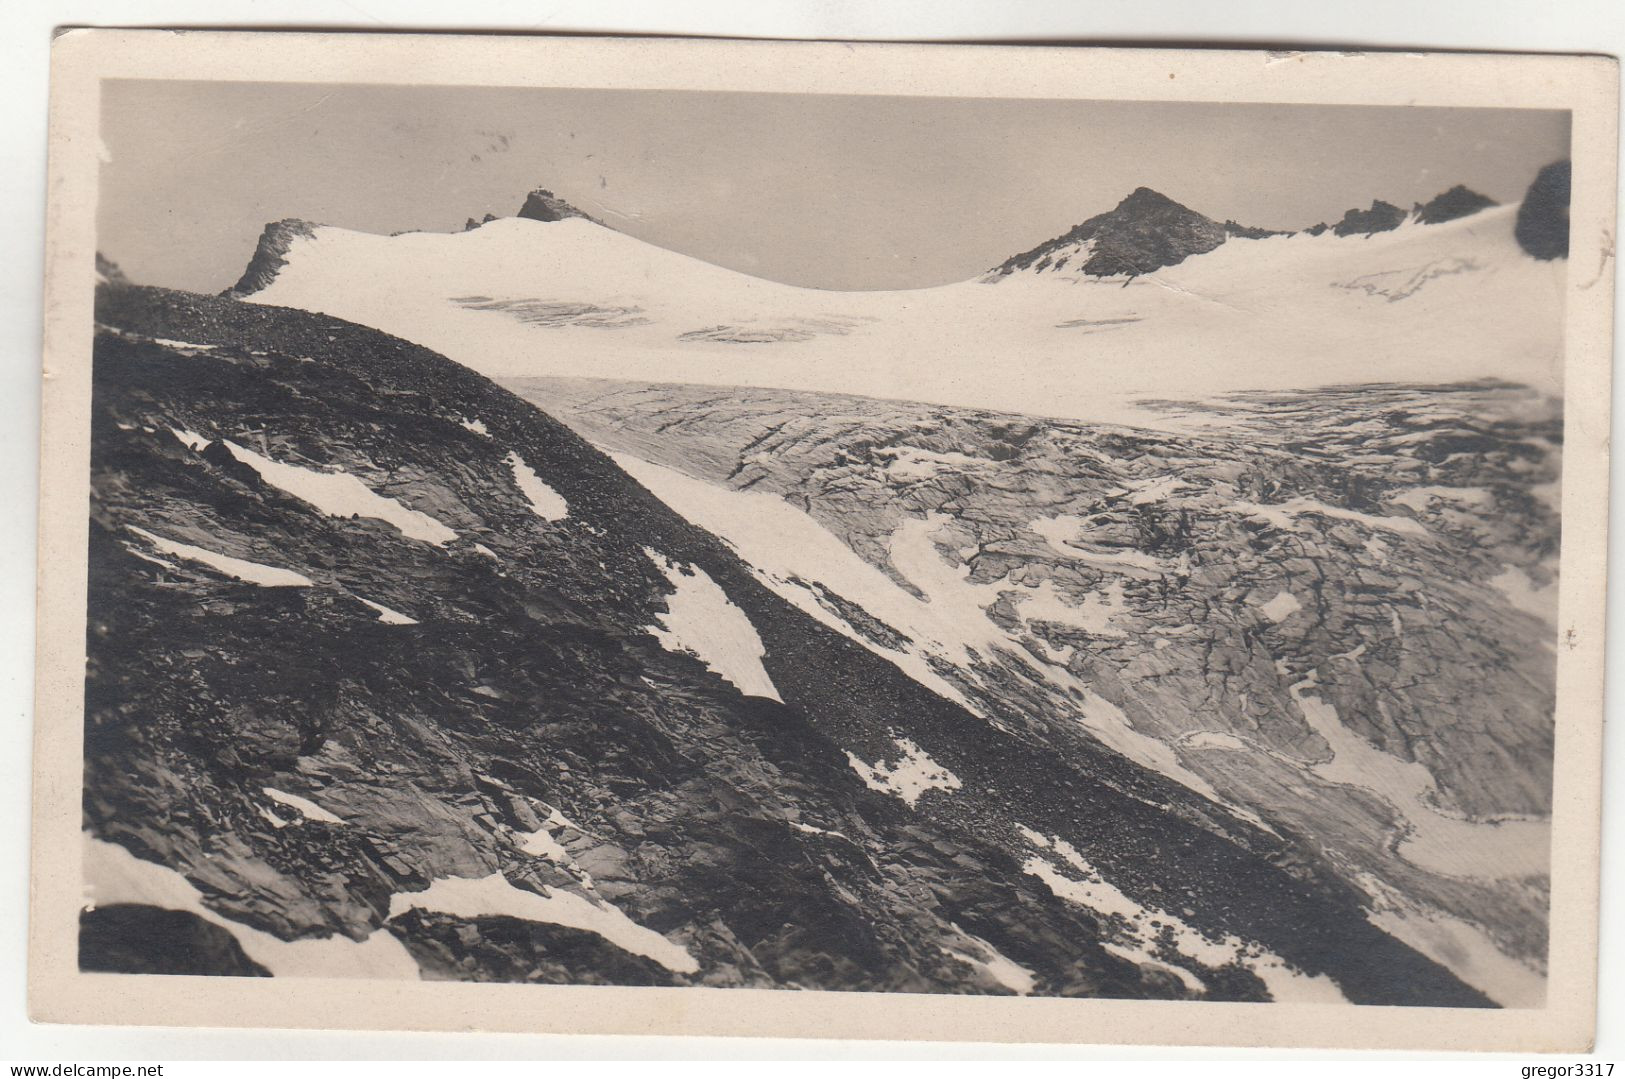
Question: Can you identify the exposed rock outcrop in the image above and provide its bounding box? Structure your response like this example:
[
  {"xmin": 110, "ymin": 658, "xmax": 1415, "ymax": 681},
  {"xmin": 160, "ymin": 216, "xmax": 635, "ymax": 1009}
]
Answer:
[
  {"xmin": 1413, "ymin": 185, "xmax": 1498, "ymax": 225},
  {"xmin": 80, "ymin": 905, "xmax": 271, "ymax": 977},
  {"xmin": 1515, "ymin": 161, "xmax": 1571, "ymax": 261},
  {"xmin": 95, "ymin": 252, "xmax": 131, "ymax": 287},
  {"xmin": 226, "ymin": 219, "xmax": 320, "ymax": 297},
  {"xmin": 990, "ymin": 181, "xmax": 1507, "ymax": 282},
  {"xmin": 516, "ymin": 188, "xmax": 599, "ymax": 225},
  {"xmin": 1331, "ymin": 200, "xmax": 1407, "ymax": 237}
]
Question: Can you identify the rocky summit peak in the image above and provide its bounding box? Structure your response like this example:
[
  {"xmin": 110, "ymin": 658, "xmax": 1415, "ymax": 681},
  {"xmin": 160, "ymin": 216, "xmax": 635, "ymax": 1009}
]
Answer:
[
  {"xmin": 1330, "ymin": 200, "xmax": 1407, "ymax": 238},
  {"xmin": 516, "ymin": 187, "xmax": 599, "ymax": 225},
  {"xmin": 989, "ymin": 186, "xmax": 1228, "ymax": 280}
]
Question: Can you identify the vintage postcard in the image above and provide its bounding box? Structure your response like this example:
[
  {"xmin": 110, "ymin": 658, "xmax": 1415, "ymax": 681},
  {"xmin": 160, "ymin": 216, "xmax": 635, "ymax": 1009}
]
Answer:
[{"xmin": 31, "ymin": 30, "xmax": 1619, "ymax": 1050}]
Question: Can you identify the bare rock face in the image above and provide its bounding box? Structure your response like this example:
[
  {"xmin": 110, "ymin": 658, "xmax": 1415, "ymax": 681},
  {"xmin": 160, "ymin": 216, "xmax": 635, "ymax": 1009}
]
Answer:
[
  {"xmin": 81, "ymin": 279, "xmax": 1491, "ymax": 1005},
  {"xmin": 80, "ymin": 905, "xmax": 271, "ymax": 977},
  {"xmin": 1516, "ymin": 161, "xmax": 1571, "ymax": 261}
]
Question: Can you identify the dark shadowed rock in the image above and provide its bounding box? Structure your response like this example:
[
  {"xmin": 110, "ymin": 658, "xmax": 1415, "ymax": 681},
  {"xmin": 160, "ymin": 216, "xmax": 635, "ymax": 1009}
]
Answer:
[
  {"xmin": 516, "ymin": 188, "xmax": 599, "ymax": 225},
  {"xmin": 1413, "ymin": 185, "xmax": 1498, "ymax": 225},
  {"xmin": 989, "ymin": 188, "xmax": 1230, "ymax": 279},
  {"xmin": 1515, "ymin": 161, "xmax": 1571, "ymax": 260},
  {"xmin": 518, "ymin": 373, "xmax": 1561, "ymax": 997},
  {"xmin": 1332, "ymin": 200, "xmax": 1407, "ymax": 237},
  {"xmin": 80, "ymin": 904, "xmax": 271, "ymax": 977},
  {"xmin": 96, "ymin": 252, "xmax": 131, "ymax": 287},
  {"xmin": 227, "ymin": 219, "xmax": 320, "ymax": 297}
]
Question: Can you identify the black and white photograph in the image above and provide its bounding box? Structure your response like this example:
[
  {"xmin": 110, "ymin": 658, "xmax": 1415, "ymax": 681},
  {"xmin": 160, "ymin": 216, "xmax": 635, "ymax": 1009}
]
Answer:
[{"xmin": 27, "ymin": 32, "xmax": 1618, "ymax": 1051}]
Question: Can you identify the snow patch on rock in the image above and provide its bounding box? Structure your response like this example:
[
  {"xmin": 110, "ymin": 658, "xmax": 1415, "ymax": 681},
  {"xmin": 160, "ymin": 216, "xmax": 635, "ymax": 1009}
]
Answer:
[
  {"xmin": 645, "ymin": 549, "xmax": 782, "ymax": 702},
  {"xmin": 1017, "ymin": 579, "xmax": 1127, "ymax": 637},
  {"xmin": 610, "ymin": 454, "xmax": 980, "ymax": 711},
  {"xmin": 846, "ymin": 737, "xmax": 961, "ymax": 807},
  {"xmin": 1386, "ymin": 485, "xmax": 1493, "ymax": 514},
  {"xmin": 223, "ymin": 440, "xmax": 458, "ymax": 545},
  {"xmin": 387, "ymin": 872, "xmax": 698, "ymax": 974},
  {"xmin": 1031, "ymin": 515, "xmax": 1165, "ymax": 572},
  {"xmin": 877, "ymin": 446, "xmax": 987, "ymax": 483},
  {"xmin": 169, "ymin": 427, "xmax": 210, "ymax": 451},
  {"xmin": 1489, "ymin": 563, "xmax": 1558, "ymax": 623},
  {"xmin": 1358, "ymin": 872, "xmax": 1547, "ymax": 1008},
  {"xmin": 1287, "ymin": 675, "xmax": 1549, "ymax": 882},
  {"xmin": 1020, "ymin": 836, "xmax": 1346, "ymax": 1003},
  {"xmin": 355, "ymin": 596, "xmax": 418, "ymax": 625},
  {"xmin": 940, "ymin": 924, "xmax": 1037, "ymax": 995},
  {"xmin": 1228, "ymin": 498, "xmax": 1428, "ymax": 538},
  {"xmin": 263, "ymin": 787, "xmax": 346, "ymax": 825}
]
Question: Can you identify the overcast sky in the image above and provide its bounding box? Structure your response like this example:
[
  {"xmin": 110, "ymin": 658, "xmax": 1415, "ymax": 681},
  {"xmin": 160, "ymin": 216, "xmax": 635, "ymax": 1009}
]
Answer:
[{"xmin": 98, "ymin": 80, "xmax": 1570, "ymax": 293}]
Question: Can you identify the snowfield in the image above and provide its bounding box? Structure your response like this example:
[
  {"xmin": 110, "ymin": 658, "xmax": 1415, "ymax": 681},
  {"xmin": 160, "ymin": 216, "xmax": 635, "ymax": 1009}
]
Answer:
[{"xmin": 245, "ymin": 206, "xmax": 1562, "ymax": 428}]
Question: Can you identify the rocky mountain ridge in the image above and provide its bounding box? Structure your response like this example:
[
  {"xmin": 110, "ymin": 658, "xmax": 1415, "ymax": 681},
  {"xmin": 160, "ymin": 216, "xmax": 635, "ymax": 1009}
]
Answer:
[{"xmin": 987, "ymin": 180, "xmax": 1511, "ymax": 280}]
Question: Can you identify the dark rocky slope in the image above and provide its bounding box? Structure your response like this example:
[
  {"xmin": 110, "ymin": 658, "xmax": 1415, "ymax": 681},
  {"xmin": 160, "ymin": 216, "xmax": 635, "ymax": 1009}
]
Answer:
[{"xmin": 82, "ymin": 280, "xmax": 1489, "ymax": 1004}]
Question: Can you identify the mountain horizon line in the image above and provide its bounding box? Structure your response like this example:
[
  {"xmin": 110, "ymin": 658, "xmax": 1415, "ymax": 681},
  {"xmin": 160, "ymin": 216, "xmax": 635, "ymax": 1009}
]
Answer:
[{"xmin": 215, "ymin": 161, "xmax": 1571, "ymax": 299}]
